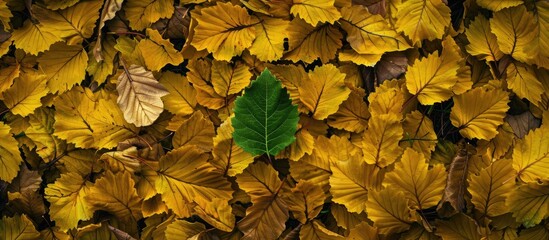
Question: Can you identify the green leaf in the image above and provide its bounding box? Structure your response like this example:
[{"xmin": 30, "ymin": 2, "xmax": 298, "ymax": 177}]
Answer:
[{"xmin": 232, "ymin": 69, "xmax": 299, "ymax": 157}]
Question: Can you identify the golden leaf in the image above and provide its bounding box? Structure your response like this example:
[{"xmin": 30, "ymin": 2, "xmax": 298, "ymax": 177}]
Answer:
[
  {"xmin": 43, "ymin": 0, "xmax": 79, "ymax": 10},
  {"xmin": 405, "ymin": 36, "xmax": 461, "ymax": 105},
  {"xmin": 211, "ymin": 60, "xmax": 252, "ymax": 97},
  {"xmin": 267, "ymin": 64, "xmax": 308, "ymax": 113},
  {"xmin": 362, "ymin": 113, "xmax": 403, "ymax": 167},
  {"xmin": 330, "ymin": 203, "xmax": 368, "ymax": 231},
  {"xmin": 249, "ymin": 16, "xmax": 289, "ymax": 61},
  {"xmin": 164, "ymin": 220, "xmax": 205, "ymax": 240},
  {"xmin": 506, "ymin": 181, "xmax": 549, "ymax": 227},
  {"xmin": 469, "ymin": 159, "xmax": 515, "ymax": 217},
  {"xmin": 25, "ymin": 108, "xmax": 59, "ymax": 162},
  {"xmin": 0, "ymin": 0, "xmax": 12, "ymax": 31},
  {"xmin": 366, "ymin": 188, "xmax": 414, "ymax": 234},
  {"xmin": 299, "ymin": 64, "xmax": 350, "ymax": 120},
  {"xmin": 86, "ymin": 171, "xmax": 142, "ymax": 223},
  {"xmin": 299, "ymin": 220, "xmax": 345, "ymax": 240},
  {"xmin": 285, "ymin": 18, "xmax": 342, "ymax": 63},
  {"xmin": 435, "ymin": 213, "xmax": 483, "ymax": 240},
  {"xmin": 192, "ymin": 198, "xmax": 235, "ymax": 232},
  {"xmin": 115, "ymin": 36, "xmax": 146, "ymax": 66},
  {"xmin": 236, "ymin": 161, "xmax": 283, "ymax": 202},
  {"xmin": 44, "ymin": 172, "xmax": 93, "ymax": 231},
  {"xmin": 513, "ymin": 126, "xmax": 549, "ymax": 182},
  {"xmin": 0, "ymin": 64, "xmax": 19, "ymax": 96},
  {"xmin": 191, "ymin": 2, "xmax": 258, "ymax": 60},
  {"xmin": 450, "ymin": 87, "xmax": 510, "ymax": 140},
  {"xmin": 116, "ymin": 64, "xmax": 169, "ymax": 127},
  {"xmin": 340, "ymin": 6, "xmax": 410, "ymax": 54},
  {"xmin": 290, "ymin": 0, "xmax": 341, "ymax": 25},
  {"xmin": 33, "ymin": 0, "xmax": 102, "ymax": 44},
  {"xmin": 477, "ymin": 0, "xmax": 522, "ymax": 11},
  {"xmin": 347, "ymin": 222, "xmax": 379, "ymax": 240},
  {"xmin": 384, "ymin": 148, "xmax": 447, "ymax": 210},
  {"xmin": 0, "ymin": 214, "xmax": 40, "ymax": 240},
  {"xmin": 156, "ymin": 146, "xmax": 233, "ymax": 216},
  {"xmin": 401, "ymin": 110, "xmax": 437, "ymax": 159},
  {"xmin": 211, "ymin": 117, "xmax": 255, "ymax": 176},
  {"xmin": 52, "ymin": 87, "xmax": 95, "ymax": 148},
  {"xmin": 87, "ymin": 96, "xmax": 138, "ymax": 149},
  {"xmin": 11, "ymin": 19, "xmax": 62, "ymax": 55},
  {"xmin": 394, "ymin": 0, "xmax": 451, "ymax": 46},
  {"xmin": 124, "ymin": 0, "xmax": 174, "ymax": 31},
  {"xmin": 465, "ymin": 15, "xmax": 504, "ymax": 62},
  {"xmin": 506, "ymin": 61, "xmax": 544, "ymax": 106},
  {"xmin": 330, "ymin": 155, "xmax": 383, "ymax": 213},
  {"xmin": 158, "ymin": 71, "xmax": 197, "ymax": 116},
  {"xmin": 2, "ymin": 71, "xmax": 48, "ymax": 117},
  {"xmin": 38, "ymin": 42, "xmax": 88, "ymax": 94},
  {"xmin": 138, "ymin": 28, "xmax": 183, "ymax": 71},
  {"xmin": 276, "ymin": 128, "xmax": 315, "ymax": 161},
  {"xmin": 0, "ymin": 122, "xmax": 23, "ymax": 183},
  {"xmin": 327, "ymin": 88, "xmax": 370, "ymax": 133},
  {"xmin": 172, "ymin": 111, "xmax": 214, "ymax": 151},
  {"xmin": 338, "ymin": 49, "xmax": 383, "ymax": 67},
  {"xmin": 284, "ymin": 180, "xmax": 326, "ymax": 224}
]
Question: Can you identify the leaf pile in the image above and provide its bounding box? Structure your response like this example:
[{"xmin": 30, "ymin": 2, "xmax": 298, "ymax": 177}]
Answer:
[{"xmin": 0, "ymin": 0, "xmax": 548, "ymax": 239}]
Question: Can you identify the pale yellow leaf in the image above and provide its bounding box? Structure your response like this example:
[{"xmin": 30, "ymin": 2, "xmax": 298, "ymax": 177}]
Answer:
[{"xmin": 249, "ymin": 16, "xmax": 288, "ymax": 61}]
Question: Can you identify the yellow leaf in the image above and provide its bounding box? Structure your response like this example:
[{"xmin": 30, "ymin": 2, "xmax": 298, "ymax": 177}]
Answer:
[
  {"xmin": 477, "ymin": 0, "xmax": 522, "ymax": 11},
  {"xmin": 43, "ymin": 0, "xmax": 79, "ymax": 10},
  {"xmin": 395, "ymin": 0, "xmax": 450, "ymax": 46},
  {"xmin": 158, "ymin": 71, "xmax": 196, "ymax": 116},
  {"xmin": 506, "ymin": 181, "xmax": 549, "ymax": 227},
  {"xmin": 366, "ymin": 188, "xmax": 414, "ymax": 234},
  {"xmin": 53, "ymin": 86, "xmax": 95, "ymax": 148},
  {"xmin": 116, "ymin": 64, "xmax": 169, "ymax": 127},
  {"xmin": 290, "ymin": 0, "xmax": 341, "ymax": 25},
  {"xmin": 165, "ymin": 220, "xmax": 205, "ymax": 240},
  {"xmin": 0, "ymin": 64, "xmax": 19, "ymax": 96},
  {"xmin": 191, "ymin": 2, "xmax": 258, "ymax": 61},
  {"xmin": 299, "ymin": 220, "xmax": 345, "ymax": 240},
  {"xmin": 384, "ymin": 148, "xmax": 447, "ymax": 209},
  {"xmin": 405, "ymin": 37, "xmax": 461, "ymax": 105},
  {"xmin": 299, "ymin": 64, "xmax": 350, "ymax": 120},
  {"xmin": 44, "ymin": 172, "xmax": 93, "ymax": 231},
  {"xmin": 435, "ymin": 213, "xmax": 483, "ymax": 240},
  {"xmin": 401, "ymin": 110, "xmax": 437, "ymax": 159},
  {"xmin": 141, "ymin": 194, "xmax": 168, "ymax": 218},
  {"xmin": 156, "ymin": 146, "xmax": 233, "ymax": 216},
  {"xmin": 138, "ymin": 28, "xmax": 183, "ymax": 71},
  {"xmin": 284, "ymin": 180, "xmax": 326, "ymax": 224},
  {"xmin": 87, "ymin": 36, "xmax": 116, "ymax": 85},
  {"xmin": 340, "ymin": 5, "xmax": 410, "ymax": 54},
  {"xmin": 11, "ymin": 19, "xmax": 62, "ymax": 55},
  {"xmin": 517, "ymin": 224, "xmax": 549, "ymax": 239},
  {"xmin": 0, "ymin": 0, "xmax": 12, "ymax": 31},
  {"xmin": 513, "ymin": 126, "xmax": 549, "ymax": 182},
  {"xmin": 362, "ymin": 114, "xmax": 403, "ymax": 167},
  {"xmin": 469, "ymin": 159, "xmax": 515, "ymax": 217},
  {"xmin": 0, "ymin": 122, "xmax": 22, "ymax": 183},
  {"xmin": 25, "ymin": 108, "xmax": 59, "ymax": 162},
  {"xmin": 267, "ymin": 64, "xmax": 308, "ymax": 113},
  {"xmin": 211, "ymin": 60, "xmax": 252, "ymax": 97},
  {"xmin": 37, "ymin": 42, "xmax": 88, "ymax": 94},
  {"xmin": 338, "ymin": 49, "xmax": 383, "ymax": 67},
  {"xmin": 2, "ymin": 71, "xmax": 48, "ymax": 117},
  {"xmin": 330, "ymin": 155, "xmax": 383, "ymax": 213},
  {"xmin": 330, "ymin": 203, "xmax": 368, "ymax": 231},
  {"xmin": 0, "ymin": 214, "xmax": 40, "ymax": 240},
  {"xmin": 172, "ymin": 111, "xmax": 214, "ymax": 151},
  {"xmin": 477, "ymin": 123, "xmax": 514, "ymax": 160},
  {"xmin": 490, "ymin": 5, "xmax": 543, "ymax": 68},
  {"xmin": 276, "ymin": 128, "xmax": 315, "ymax": 161},
  {"xmin": 87, "ymin": 96, "xmax": 138, "ymax": 149},
  {"xmin": 289, "ymin": 149, "xmax": 332, "ymax": 191},
  {"xmin": 211, "ymin": 117, "xmax": 255, "ymax": 176},
  {"xmin": 114, "ymin": 36, "xmax": 145, "ymax": 66},
  {"xmin": 192, "ymin": 198, "xmax": 235, "ymax": 232},
  {"xmin": 450, "ymin": 87, "xmax": 510, "ymax": 140},
  {"xmin": 249, "ymin": 16, "xmax": 288, "ymax": 61},
  {"xmin": 367, "ymin": 84, "xmax": 406, "ymax": 116},
  {"xmin": 465, "ymin": 15, "xmax": 504, "ymax": 62},
  {"xmin": 347, "ymin": 222, "xmax": 379, "ymax": 240},
  {"xmin": 526, "ymin": 1, "xmax": 549, "ymax": 69},
  {"xmin": 327, "ymin": 88, "xmax": 370, "ymax": 133},
  {"xmin": 86, "ymin": 171, "xmax": 142, "ymax": 222},
  {"xmin": 285, "ymin": 18, "xmax": 342, "ymax": 63},
  {"xmin": 124, "ymin": 0, "xmax": 174, "ymax": 31},
  {"xmin": 236, "ymin": 162, "xmax": 288, "ymax": 239},
  {"xmin": 33, "ymin": 0, "xmax": 102, "ymax": 44},
  {"xmin": 506, "ymin": 61, "xmax": 544, "ymax": 106}
]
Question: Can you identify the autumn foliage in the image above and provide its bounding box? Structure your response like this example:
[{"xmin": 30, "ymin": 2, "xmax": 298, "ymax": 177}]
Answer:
[{"xmin": 0, "ymin": 0, "xmax": 548, "ymax": 239}]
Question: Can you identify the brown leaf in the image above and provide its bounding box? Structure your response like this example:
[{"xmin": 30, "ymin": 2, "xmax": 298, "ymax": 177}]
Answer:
[
  {"xmin": 505, "ymin": 112, "xmax": 541, "ymax": 139},
  {"xmin": 151, "ymin": 6, "xmax": 190, "ymax": 39}
]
